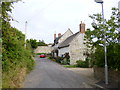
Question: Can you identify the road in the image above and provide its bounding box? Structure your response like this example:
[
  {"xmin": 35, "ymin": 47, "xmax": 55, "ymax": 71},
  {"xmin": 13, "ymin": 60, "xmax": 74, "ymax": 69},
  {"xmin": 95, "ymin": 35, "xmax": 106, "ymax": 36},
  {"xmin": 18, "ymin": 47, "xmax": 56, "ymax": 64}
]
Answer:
[{"xmin": 22, "ymin": 56, "xmax": 94, "ymax": 88}]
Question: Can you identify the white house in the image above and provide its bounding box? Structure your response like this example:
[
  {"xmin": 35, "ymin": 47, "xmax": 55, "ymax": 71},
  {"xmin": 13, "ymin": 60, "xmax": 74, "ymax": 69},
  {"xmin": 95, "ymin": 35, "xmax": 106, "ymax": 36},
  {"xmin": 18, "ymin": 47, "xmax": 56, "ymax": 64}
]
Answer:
[{"xmin": 51, "ymin": 29, "xmax": 73, "ymax": 57}]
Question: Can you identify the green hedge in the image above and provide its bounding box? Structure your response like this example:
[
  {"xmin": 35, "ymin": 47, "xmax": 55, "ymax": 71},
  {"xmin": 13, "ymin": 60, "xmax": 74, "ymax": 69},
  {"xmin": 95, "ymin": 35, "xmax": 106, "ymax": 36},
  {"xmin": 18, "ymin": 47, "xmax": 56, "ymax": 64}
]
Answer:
[
  {"xmin": 76, "ymin": 60, "xmax": 89, "ymax": 68},
  {"xmin": 36, "ymin": 53, "xmax": 46, "ymax": 55}
]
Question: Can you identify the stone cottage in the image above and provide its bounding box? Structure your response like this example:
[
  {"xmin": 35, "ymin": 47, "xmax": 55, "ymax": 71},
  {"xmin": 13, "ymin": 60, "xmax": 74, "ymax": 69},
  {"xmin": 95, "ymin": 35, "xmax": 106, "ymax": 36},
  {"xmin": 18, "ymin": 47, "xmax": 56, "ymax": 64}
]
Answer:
[
  {"xmin": 58, "ymin": 22, "xmax": 87, "ymax": 65},
  {"xmin": 51, "ymin": 29, "xmax": 73, "ymax": 57}
]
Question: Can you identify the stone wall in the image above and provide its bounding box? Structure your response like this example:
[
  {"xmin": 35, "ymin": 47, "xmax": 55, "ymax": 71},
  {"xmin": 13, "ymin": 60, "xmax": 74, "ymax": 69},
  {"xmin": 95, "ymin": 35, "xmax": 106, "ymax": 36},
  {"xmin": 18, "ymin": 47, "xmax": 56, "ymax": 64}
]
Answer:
[
  {"xmin": 34, "ymin": 46, "xmax": 52, "ymax": 54},
  {"xmin": 69, "ymin": 33, "xmax": 87, "ymax": 65},
  {"xmin": 93, "ymin": 66, "xmax": 120, "ymax": 88}
]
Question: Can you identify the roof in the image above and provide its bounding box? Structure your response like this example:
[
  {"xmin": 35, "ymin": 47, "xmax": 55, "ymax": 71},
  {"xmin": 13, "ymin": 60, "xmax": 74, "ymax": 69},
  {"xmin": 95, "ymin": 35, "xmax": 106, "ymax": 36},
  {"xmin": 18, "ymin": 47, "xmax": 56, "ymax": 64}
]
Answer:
[
  {"xmin": 52, "ymin": 35, "xmax": 63, "ymax": 46},
  {"xmin": 58, "ymin": 32, "xmax": 79, "ymax": 48},
  {"xmin": 52, "ymin": 28, "xmax": 74, "ymax": 47}
]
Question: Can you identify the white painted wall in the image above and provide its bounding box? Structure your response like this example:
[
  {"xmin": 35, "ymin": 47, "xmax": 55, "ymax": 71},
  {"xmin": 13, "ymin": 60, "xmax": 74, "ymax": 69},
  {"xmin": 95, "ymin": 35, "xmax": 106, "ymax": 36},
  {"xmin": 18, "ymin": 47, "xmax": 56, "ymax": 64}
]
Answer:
[
  {"xmin": 58, "ymin": 47, "xmax": 69, "ymax": 56},
  {"xmin": 52, "ymin": 29, "xmax": 73, "ymax": 56},
  {"xmin": 58, "ymin": 29, "xmax": 73, "ymax": 43}
]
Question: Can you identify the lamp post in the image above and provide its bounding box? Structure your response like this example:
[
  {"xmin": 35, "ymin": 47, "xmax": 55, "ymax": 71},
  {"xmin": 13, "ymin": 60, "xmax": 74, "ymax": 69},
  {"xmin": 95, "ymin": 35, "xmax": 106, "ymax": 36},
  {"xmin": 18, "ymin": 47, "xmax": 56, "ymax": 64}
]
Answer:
[
  {"xmin": 94, "ymin": 0, "xmax": 108, "ymax": 85},
  {"xmin": 25, "ymin": 21, "xmax": 27, "ymax": 48}
]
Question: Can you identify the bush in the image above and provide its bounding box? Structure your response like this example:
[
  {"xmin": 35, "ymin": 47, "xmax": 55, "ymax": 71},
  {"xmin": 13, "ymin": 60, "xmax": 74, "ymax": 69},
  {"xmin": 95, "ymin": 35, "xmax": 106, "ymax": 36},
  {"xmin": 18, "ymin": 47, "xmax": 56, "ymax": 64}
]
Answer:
[
  {"xmin": 76, "ymin": 60, "xmax": 89, "ymax": 68},
  {"xmin": 36, "ymin": 53, "xmax": 46, "ymax": 55},
  {"xmin": 48, "ymin": 56, "xmax": 54, "ymax": 60},
  {"xmin": 61, "ymin": 58, "xmax": 70, "ymax": 65},
  {"xmin": 55, "ymin": 56, "xmax": 64, "ymax": 63},
  {"xmin": 2, "ymin": 2, "xmax": 35, "ymax": 88}
]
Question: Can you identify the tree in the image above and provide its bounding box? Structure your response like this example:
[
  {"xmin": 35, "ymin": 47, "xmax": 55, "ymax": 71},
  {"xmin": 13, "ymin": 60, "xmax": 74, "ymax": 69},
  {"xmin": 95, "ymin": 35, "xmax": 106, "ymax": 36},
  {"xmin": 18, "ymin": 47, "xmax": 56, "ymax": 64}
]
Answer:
[
  {"xmin": 26, "ymin": 39, "xmax": 38, "ymax": 49},
  {"xmin": 37, "ymin": 40, "xmax": 48, "ymax": 46},
  {"xmin": 84, "ymin": 8, "xmax": 120, "ymax": 70}
]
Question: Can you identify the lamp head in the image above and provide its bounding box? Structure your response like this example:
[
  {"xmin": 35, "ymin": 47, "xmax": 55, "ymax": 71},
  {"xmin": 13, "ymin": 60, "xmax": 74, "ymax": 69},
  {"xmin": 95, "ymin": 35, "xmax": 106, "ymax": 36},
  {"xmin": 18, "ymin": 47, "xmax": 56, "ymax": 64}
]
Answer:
[{"xmin": 94, "ymin": 0, "xmax": 103, "ymax": 3}]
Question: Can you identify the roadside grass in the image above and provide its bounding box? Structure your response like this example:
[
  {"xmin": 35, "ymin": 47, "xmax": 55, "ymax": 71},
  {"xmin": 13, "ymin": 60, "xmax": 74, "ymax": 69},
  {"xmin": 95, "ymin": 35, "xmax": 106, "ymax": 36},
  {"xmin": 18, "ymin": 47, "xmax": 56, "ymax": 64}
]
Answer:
[
  {"xmin": 2, "ymin": 67, "xmax": 27, "ymax": 88},
  {"xmin": 48, "ymin": 57, "xmax": 56, "ymax": 62},
  {"xmin": 2, "ymin": 62, "xmax": 35, "ymax": 88},
  {"xmin": 63, "ymin": 65, "xmax": 77, "ymax": 68},
  {"xmin": 2, "ymin": 50, "xmax": 35, "ymax": 88}
]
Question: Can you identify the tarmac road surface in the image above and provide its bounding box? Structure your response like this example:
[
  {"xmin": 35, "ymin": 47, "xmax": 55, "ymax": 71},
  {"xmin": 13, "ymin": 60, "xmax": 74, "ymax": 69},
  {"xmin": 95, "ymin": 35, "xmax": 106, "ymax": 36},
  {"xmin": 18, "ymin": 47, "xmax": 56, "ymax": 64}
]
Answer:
[{"xmin": 22, "ymin": 56, "xmax": 94, "ymax": 88}]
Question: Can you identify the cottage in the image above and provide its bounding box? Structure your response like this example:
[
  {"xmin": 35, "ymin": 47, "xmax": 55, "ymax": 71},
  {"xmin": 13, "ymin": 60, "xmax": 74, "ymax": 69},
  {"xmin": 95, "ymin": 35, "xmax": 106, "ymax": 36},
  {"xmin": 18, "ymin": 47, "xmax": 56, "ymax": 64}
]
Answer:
[
  {"xmin": 52, "ymin": 29, "xmax": 73, "ymax": 57},
  {"xmin": 58, "ymin": 22, "xmax": 87, "ymax": 65},
  {"xmin": 52, "ymin": 22, "xmax": 87, "ymax": 65}
]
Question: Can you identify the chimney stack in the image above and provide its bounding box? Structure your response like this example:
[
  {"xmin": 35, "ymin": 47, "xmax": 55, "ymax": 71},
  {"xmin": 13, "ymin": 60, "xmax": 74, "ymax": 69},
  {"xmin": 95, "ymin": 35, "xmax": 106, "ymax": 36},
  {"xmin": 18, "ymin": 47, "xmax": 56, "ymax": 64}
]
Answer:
[
  {"xmin": 54, "ymin": 33, "xmax": 56, "ymax": 40},
  {"xmin": 58, "ymin": 33, "xmax": 61, "ymax": 37},
  {"xmin": 80, "ymin": 21, "xmax": 85, "ymax": 33}
]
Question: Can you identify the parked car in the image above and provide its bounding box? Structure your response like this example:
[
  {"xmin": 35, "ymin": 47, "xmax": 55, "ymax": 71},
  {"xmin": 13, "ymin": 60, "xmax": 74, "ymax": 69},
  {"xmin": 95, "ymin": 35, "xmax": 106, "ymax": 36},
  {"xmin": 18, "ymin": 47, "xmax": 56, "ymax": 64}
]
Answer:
[{"xmin": 39, "ymin": 54, "xmax": 46, "ymax": 58}]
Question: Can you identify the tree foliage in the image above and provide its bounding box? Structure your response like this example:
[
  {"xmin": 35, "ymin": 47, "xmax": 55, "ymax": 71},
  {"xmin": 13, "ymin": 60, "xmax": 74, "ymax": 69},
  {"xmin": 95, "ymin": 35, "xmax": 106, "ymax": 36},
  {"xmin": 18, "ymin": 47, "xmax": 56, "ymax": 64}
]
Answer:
[
  {"xmin": 2, "ymin": 2, "xmax": 34, "ymax": 88},
  {"xmin": 84, "ymin": 8, "xmax": 120, "ymax": 70},
  {"xmin": 27, "ymin": 39, "xmax": 38, "ymax": 49},
  {"xmin": 37, "ymin": 40, "xmax": 48, "ymax": 46}
]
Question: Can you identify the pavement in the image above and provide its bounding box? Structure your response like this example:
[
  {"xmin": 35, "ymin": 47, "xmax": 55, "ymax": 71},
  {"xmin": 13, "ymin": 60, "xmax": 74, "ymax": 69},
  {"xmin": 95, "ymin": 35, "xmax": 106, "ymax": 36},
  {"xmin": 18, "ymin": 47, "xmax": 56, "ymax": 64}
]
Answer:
[
  {"xmin": 67, "ymin": 68, "xmax": 120, "ymax": 90},
  {"xmin": 66, "ymin": 68, "xmax": 98, "ymax": 85}
]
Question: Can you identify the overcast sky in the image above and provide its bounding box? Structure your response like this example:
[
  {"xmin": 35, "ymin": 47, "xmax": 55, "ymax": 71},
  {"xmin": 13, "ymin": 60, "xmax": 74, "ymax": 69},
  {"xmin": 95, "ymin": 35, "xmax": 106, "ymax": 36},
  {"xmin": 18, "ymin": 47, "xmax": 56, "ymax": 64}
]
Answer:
[{"xmin": 11, "ymin": 0, "xmax": 119, "ymax": 44}]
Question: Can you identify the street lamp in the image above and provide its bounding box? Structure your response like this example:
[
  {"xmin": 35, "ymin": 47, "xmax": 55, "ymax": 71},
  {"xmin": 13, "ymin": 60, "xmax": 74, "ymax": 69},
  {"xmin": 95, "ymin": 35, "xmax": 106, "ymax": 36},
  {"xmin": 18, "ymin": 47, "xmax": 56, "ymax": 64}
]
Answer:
[{"xmin": 94, "ymin": 0, "xmax": 108, "ymax": 85}]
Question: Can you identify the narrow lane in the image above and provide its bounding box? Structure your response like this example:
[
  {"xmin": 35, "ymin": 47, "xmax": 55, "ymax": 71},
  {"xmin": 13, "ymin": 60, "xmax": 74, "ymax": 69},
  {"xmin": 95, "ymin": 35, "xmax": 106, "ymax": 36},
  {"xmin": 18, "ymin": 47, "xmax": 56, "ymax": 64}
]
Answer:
[{"xmin": 22, "ymin": 56, "xmax": 90, "ymax": 88}]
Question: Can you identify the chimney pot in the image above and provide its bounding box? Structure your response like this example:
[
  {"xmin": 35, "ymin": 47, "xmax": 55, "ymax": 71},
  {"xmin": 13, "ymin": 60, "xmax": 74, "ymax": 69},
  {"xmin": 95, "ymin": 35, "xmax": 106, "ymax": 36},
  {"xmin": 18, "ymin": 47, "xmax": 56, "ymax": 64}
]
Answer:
[
  {"xmin": 54, "ymin": 33, "xmax": 56, "ymax": 40},
  {"xmin": 58, "ymin": 33, "xmax": 61, "ymax": 37},
  {"xmin": 80, "ymin": 21, "xmax": 85, "ymax": 33}
]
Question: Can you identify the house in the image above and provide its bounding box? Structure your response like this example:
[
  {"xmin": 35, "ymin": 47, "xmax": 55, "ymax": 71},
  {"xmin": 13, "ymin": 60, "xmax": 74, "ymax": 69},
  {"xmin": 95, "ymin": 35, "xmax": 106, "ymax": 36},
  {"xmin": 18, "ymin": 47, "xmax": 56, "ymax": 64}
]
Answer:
[
  {"xmin": 51, "ymin": 29, "xmax": 73, "ymax": 57},
  {"xmin": 52, "ymin": 22, "xmax": 87, "ymax": 65}
]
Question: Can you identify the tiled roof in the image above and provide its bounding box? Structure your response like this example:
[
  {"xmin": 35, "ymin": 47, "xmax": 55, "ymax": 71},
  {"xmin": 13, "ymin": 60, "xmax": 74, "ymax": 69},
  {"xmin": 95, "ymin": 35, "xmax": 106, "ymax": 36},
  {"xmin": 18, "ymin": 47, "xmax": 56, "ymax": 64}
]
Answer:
[{"xmin": 58, "ymin": 32, "xmax": 79, "ymax": 48}]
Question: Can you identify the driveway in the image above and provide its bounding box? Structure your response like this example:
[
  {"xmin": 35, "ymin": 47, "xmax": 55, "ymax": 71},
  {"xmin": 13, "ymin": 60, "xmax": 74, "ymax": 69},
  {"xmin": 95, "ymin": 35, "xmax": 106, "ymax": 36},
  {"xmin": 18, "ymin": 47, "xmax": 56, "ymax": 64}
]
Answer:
[{"xmin": 22, "ymin": 56, "xmax": 96, "ymax": 88}]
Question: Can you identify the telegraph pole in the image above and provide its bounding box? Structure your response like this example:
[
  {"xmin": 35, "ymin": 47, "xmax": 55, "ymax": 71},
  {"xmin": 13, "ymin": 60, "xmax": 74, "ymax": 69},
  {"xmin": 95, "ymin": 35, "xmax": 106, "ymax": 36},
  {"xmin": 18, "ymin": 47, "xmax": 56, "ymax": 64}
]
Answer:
[{"xmin": 25, "ymin": 21, "xmax": 27, "ymax": 48}]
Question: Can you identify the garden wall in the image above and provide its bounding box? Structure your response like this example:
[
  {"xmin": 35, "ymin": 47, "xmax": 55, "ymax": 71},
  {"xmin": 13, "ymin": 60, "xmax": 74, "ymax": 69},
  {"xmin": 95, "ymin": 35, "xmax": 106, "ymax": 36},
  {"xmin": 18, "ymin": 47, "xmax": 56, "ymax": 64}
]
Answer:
[{"xmin": 93, "ymin": 66, "xmax": 120, "ymax": 88}]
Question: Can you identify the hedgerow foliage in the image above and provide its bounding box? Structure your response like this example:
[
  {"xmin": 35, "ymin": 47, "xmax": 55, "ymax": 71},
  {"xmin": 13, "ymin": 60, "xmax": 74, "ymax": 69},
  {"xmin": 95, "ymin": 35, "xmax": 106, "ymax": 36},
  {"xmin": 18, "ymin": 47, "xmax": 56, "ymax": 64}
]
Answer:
[{"xmin": 2, "ymin": 2, "xmax": 34, "ymax": 88}]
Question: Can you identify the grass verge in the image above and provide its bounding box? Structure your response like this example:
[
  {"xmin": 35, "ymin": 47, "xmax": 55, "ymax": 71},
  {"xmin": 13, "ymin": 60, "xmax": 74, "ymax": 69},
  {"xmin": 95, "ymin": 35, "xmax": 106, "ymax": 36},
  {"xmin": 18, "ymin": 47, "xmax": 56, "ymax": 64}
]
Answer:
[{"xmin": 63, "ymin": 65, "xmax": 77, "ymax": 68}]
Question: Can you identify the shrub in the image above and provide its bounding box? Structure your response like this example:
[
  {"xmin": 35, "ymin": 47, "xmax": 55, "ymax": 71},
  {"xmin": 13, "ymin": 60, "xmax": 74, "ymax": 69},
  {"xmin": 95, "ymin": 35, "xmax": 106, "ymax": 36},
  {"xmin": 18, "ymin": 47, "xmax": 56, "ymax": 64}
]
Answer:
[
  {"xmin": 61, "ymin": 58, "xmax": 70, "ymax": 65},
  {"xmin": 48, "ymin": 56, "xmax": 54, "ymax": 60},
  {"xmin": 55, "ymin": 57, "xmax": 64, "ymax": 63},
  {"xmin": 2, "ymin": 2, "xmax": 35, "ymax": 88},
  {"xmin": 76, "ymin": 60, "xmax": 89, "ymax": 68},
  {"xmin": 36, "ymin": 53, "xmax": 46, "ymax": 55}
]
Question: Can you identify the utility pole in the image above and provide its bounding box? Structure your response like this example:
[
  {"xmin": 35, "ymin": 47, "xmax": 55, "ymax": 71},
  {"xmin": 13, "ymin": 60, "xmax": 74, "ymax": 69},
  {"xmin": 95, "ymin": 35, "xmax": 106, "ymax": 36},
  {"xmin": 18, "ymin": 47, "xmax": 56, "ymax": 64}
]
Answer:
[{"xmin": 25, "ymin": 21, "xmax": 27, "ymax": 48}]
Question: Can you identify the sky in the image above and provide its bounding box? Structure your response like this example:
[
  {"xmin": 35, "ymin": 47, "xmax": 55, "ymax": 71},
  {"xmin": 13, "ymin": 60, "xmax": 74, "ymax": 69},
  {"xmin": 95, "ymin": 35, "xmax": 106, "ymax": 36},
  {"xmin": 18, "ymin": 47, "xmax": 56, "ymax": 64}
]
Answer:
[{"xmin": 10, "ymin": 0, "xmax": 120, "ymax": 44}]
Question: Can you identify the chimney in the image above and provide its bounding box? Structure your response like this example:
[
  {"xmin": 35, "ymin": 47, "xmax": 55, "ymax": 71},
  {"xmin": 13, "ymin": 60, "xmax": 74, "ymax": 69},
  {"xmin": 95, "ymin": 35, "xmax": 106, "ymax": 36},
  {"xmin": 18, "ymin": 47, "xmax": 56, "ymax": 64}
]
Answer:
[
  {"xmin": 58, "ymin": 33, "xmax": 61, "ymax": 37},
  {"xmin": 80, "ymin": 21, "xmax": 85, "ymax": 33},
  {"xmin": 54, "ymin": 33, "xmax": 56, "ymax": 40}
]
